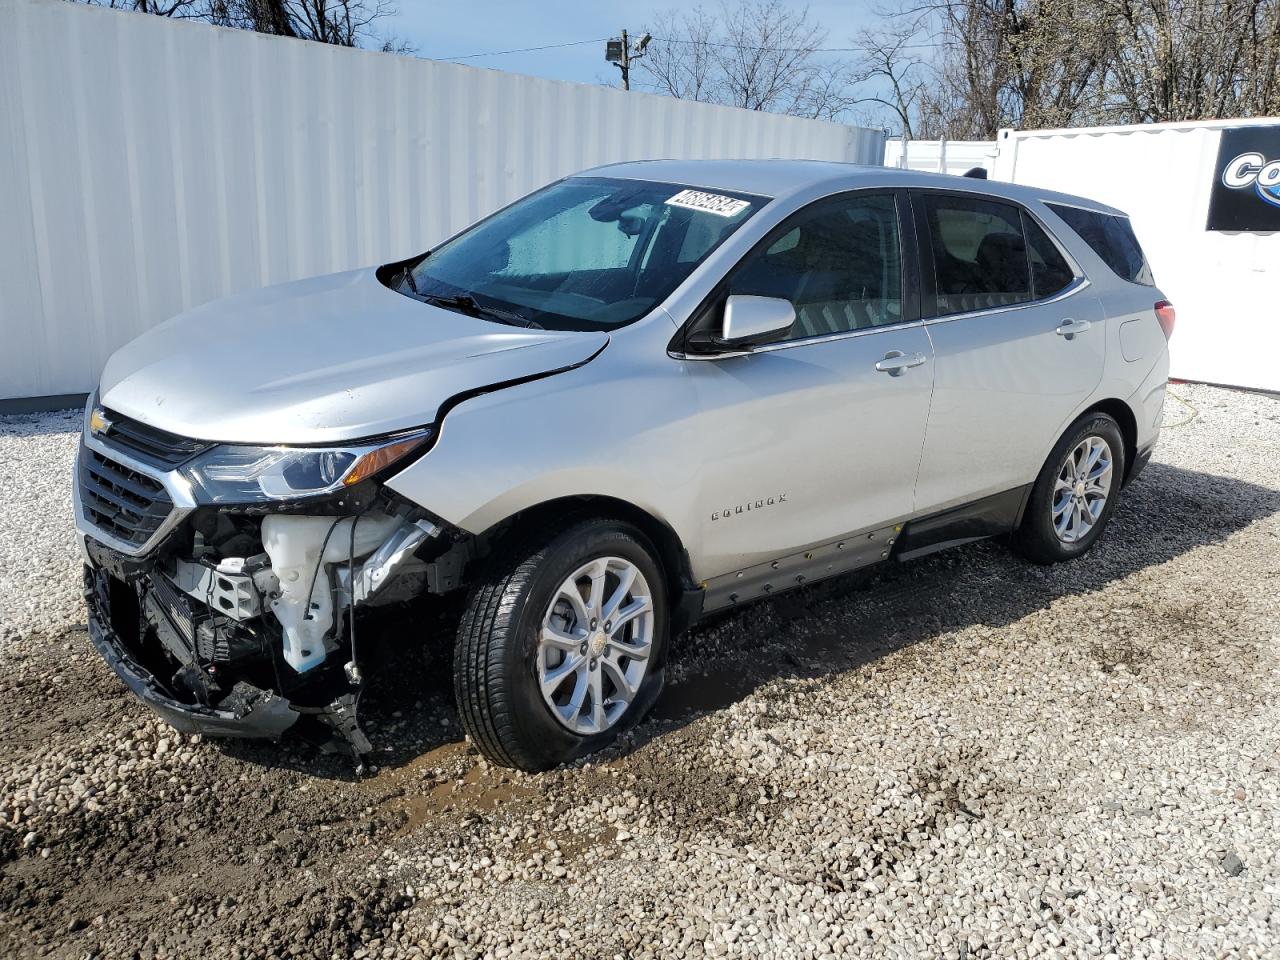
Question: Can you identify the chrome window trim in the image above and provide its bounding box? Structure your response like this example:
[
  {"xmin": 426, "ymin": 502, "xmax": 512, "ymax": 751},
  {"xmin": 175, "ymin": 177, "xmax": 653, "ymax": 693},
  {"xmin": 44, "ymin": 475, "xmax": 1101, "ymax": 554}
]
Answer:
[
  {"xmin": 922, "ymin": 275, "xmax": 1092, "ymax": 328},
  {"xmin": 673, "ymin": 316, "xmax": 927, "ymax": 361},
  {"xmin": 75, "ymin": 427, "xmax": 198, "ymax": 558},
  {"xmin": 670, "ymin": 186, "xmax": 916, "ymax": 361},
  {"xmin": 674, "ymin": 243, "xmax": 1091, "ymax": 357},
  {"xmin": 910, "ymin": 187, "xmax": 1089, "ymax": 321}
]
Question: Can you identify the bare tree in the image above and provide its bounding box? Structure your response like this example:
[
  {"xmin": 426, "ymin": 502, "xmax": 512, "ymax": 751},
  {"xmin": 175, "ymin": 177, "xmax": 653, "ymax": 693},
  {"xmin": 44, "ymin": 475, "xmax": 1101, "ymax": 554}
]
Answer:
[
  {"xmin": 78, "ymin": 0, "xmax": 209, "ymax": 14},
  {"xmin": 73, "ymin": 0, "xmax": 414, "ymax": 50},
  {"xmin": 637, "ymin": 6, "xmax": 722, "ymax": 102},
  {"xmin": 211, "ymin": 0, "xmax": 396, "ymax": 46},
  {"xmin": 638, "ymin": 1, "xmax": 857, "ymax": 120},
  {"xmin": 912, "ymin": 0, "xmax": 1117, "ymax": 135},
  {"xmin": 1104, "ymin": 0, "xmax": 1280, "ymax": 121},
  {"xmin": 858, "ymin": 0, "xmax": 1280, "ymax": 137},
  {"xmin": 848, "ymin": 14, "xmax": 934, "ymax": 137}
]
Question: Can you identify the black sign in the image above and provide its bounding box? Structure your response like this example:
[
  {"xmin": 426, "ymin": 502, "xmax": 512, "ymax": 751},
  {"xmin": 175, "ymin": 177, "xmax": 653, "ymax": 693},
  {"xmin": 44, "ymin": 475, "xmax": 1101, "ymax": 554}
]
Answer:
[{"xmin": 1206, "ymin": 125, "xmax": 1280, "ymax": 231}]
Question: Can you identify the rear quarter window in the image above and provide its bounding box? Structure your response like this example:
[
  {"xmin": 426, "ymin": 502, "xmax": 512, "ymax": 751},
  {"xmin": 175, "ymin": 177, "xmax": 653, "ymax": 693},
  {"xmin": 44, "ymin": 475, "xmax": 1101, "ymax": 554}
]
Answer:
[
  {"xmin": 1022, "ymin": 214, "xmax": 1075, "ymax": 299},
  {"xmin": 1046, "ymin": 203, "xmax": 1155, "ymax": 286}
]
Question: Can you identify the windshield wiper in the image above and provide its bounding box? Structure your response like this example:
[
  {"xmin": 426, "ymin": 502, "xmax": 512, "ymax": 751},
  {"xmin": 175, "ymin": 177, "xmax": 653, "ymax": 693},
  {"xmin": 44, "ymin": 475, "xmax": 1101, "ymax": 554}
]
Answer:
[
  {"xmin": 421, "ymin": 293, "xmax": 542, "ymax": 329},
  {"xmin": 398, "ymin": 265, "xmax": 420, "ymax": 296}
]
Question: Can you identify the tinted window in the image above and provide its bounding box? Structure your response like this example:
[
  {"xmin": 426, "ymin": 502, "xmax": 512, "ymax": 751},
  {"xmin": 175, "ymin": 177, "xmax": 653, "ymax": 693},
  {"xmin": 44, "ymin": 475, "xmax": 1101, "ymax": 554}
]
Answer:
[
  {"xmin": 923, "ymin": 195, "xmax": 1031, "ymax": 315},
  {"xmin": 1023, "ymin": 214, "xmax": 1075, "ymax": 298},
  {"xmin": 1046, "ymin": 203, "xmax": 1155, "ymax": 286},
  {"xmin": 400, "ymin": 178, "xmax": 763, "ymax": 332},
  {"xmin": 729, "ymin": 193, "xmax": 903, "ymax": 340}
]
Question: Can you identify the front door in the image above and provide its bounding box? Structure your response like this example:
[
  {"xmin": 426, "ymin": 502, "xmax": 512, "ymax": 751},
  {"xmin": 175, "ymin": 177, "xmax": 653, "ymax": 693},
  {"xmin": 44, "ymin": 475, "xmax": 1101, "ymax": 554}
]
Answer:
[
  {"xmin": 681, "ymin": 191, "xmax": 936, "ymax": 580},
  {"xmin": 909, "ymin": 190, "xmax": 1107, "ymax": 514}
]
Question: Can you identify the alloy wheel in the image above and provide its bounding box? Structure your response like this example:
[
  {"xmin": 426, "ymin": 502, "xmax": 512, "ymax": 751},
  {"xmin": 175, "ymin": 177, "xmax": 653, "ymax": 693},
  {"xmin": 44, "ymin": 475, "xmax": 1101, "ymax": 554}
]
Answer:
[
  {"xmin": 1052, "ymin": 435, "xmax": 1113, "ymax": 543},
  {"xmin": 536, "ymin": 556, "xmax": 654, "ymax": 735}
]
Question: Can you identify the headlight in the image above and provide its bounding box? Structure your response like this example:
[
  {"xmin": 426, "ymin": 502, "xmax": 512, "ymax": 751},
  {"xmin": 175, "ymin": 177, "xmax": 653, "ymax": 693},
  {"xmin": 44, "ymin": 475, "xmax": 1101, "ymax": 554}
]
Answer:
[{"xmin": 181, "ymin": 430, "xmax": 432, "ymax": 503}]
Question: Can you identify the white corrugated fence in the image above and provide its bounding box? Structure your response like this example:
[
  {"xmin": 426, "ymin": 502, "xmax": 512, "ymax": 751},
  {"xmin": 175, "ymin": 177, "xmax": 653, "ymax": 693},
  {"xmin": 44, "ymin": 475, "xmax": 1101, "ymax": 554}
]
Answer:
[{"xmin": 0, "ymin": 0, "xmax": 884, "ymax": 401}]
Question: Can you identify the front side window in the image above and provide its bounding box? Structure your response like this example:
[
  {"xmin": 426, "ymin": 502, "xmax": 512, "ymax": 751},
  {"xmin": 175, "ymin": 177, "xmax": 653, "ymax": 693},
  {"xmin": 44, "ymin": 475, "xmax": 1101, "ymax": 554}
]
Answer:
[
  {"xmin": 1046, "ymin": 203, "xmax": 1155, "ymax": 286},
  {"xmin": 727, "ymin": 193, "xmax": 903, "ymax": 341},
  {"xmin": 397, "ymin": 178, "xmax": 764, "ymax": 332},
  {"xmin": 923, "ymin": 195, "xmax": 1031, "ymax": 316}
]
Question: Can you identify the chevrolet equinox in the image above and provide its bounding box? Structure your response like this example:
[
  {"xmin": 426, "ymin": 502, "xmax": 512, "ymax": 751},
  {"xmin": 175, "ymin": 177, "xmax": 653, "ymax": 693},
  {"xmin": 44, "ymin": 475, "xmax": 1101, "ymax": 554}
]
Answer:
[{"xmin": 76, "ymin": 160, "xmax": 1173, "ymax": 770}]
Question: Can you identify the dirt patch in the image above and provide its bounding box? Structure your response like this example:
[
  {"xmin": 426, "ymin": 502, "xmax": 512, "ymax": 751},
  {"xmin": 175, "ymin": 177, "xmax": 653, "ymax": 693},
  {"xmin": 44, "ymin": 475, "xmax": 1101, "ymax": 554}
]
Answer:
[
  {"xmin": 0, "ymin": 629, "xmax": 454, "ymax": 959},
  {"xmin": 377, "ymin": 750, "xmax": 542, "ymax": 836}
]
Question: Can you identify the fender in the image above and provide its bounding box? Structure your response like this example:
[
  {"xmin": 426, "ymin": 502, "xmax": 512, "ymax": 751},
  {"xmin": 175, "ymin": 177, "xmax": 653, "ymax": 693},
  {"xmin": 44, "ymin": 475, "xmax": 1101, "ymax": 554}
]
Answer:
[{"xmin": 384, "ymin": 322, "xmax": 706, "ymax": 567}]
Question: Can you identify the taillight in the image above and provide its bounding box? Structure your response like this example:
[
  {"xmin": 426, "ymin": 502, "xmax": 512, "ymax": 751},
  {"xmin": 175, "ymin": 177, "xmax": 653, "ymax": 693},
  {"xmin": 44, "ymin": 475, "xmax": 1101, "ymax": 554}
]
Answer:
[{"xmin": 1154, "ymin": 300, "xmax": 1176, "ymax": 339}]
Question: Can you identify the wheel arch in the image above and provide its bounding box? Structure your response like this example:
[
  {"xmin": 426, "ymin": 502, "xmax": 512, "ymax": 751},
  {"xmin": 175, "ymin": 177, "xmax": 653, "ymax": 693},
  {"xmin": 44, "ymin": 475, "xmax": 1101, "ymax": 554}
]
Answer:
[
  {"xmin": 1080, "ymin": 397, "xmax": 1139, "ymax": 485},
  {"xmin": 477, "ymin": 495, "xmax": 703, "ymax": 635}
]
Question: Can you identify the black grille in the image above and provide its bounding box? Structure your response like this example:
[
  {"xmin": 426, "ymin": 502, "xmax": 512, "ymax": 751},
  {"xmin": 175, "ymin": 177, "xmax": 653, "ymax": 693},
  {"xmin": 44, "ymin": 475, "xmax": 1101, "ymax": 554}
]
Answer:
[
  {"xmin": 79, "ymin": 447, "xmax": 174, "ymax": 548},
  {"xmin": 100, "ymin": 410, "xmax": 211, "ymax": 467}
]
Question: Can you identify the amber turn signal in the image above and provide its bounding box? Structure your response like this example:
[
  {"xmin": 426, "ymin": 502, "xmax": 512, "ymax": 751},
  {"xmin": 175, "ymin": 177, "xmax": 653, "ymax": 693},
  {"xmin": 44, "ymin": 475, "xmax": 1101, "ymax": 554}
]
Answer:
[{"xmin": 342, "ymin": 434, "xmax": 430, "ymax": 486}]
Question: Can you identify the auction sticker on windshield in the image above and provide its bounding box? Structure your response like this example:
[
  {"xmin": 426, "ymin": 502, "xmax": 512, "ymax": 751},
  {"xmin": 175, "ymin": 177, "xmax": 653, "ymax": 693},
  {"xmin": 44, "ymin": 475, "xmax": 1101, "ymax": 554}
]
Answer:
[{"xmin": 665, "ymin": 189, "xmax": 751, "ymax": 217}]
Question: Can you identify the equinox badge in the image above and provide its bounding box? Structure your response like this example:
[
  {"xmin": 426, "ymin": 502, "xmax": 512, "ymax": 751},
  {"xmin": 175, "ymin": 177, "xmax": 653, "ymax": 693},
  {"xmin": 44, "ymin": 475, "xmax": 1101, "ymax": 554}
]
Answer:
[{"xmin": 711, "ymin": 493, "xmax": 787, "ymax": 521}]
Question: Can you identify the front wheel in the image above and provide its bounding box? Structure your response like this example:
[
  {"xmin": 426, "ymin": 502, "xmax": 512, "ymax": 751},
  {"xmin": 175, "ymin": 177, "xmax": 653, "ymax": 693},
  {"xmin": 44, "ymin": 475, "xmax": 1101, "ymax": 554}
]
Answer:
[
  {"xmin": 454, "ymin": 518, "xmax": 668, "ymax": 771},
  {"xmin": 1012, "ymin": 413, "xmax": 1127, "ymax": 564}
]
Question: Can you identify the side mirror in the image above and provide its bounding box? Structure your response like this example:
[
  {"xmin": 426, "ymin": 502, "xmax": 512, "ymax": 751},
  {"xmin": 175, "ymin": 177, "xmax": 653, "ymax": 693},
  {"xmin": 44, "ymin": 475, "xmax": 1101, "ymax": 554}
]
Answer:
[{"xmin": 686, "ymin": 295, "xmax": 795, "ymax": 355}]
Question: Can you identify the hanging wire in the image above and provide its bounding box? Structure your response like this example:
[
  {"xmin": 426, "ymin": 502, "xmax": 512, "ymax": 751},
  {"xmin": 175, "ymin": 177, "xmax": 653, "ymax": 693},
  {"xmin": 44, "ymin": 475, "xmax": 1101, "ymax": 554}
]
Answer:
[
  {"xmin": 433, "ymin": 34, "xmax": 950, "ymax": 62},
  {"xmin": 436, "ymin": 37, "xmax": 609, "ymax": 60}
]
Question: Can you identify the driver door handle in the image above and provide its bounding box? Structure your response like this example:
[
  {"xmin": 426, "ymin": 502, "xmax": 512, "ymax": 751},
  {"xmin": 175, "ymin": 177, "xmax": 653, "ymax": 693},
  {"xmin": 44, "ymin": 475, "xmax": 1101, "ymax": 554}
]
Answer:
[
  {"xmin": 875, "ymin": 350, "xmax": 927, "ymax": 376},
  {"xmin": 1055, "ymin": 318, "xmax": 1093, "ymax": 338}
]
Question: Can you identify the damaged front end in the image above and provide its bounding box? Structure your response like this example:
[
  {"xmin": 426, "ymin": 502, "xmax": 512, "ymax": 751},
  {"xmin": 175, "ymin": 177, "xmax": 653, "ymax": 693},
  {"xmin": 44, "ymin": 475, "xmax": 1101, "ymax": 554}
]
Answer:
[{"xmin": 76, "ymin": 401, "xmax": 463, "ymax": 757}]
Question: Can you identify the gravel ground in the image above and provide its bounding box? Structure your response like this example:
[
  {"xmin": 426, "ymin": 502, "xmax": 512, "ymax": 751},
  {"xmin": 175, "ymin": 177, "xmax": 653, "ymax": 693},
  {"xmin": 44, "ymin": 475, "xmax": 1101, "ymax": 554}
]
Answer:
[
  {"xmin": 0, "ymin": 383, "xmax": 1277, "ymax": 959},
  {"xmin": 0, "ymin": 409, "xmax": 81, "ymax": 646}
]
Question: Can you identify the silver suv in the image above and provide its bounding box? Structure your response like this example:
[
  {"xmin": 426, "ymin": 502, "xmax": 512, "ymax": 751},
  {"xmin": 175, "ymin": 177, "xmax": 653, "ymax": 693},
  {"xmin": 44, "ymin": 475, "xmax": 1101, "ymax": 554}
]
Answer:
[{"xmin": 76, "ymin": 160, "xmax": 1173, "ymax": 770}]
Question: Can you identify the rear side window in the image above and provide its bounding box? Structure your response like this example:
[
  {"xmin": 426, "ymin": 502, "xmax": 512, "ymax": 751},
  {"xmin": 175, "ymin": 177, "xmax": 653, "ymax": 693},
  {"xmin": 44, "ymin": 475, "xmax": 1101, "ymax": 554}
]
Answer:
[
  {"xmin": 1046, "ymin": 203, "xmax": 1154, "ymax": 286},
  {"xmin": 921, "ymin": 195, "xmax": 1031, "ymax": 315}
]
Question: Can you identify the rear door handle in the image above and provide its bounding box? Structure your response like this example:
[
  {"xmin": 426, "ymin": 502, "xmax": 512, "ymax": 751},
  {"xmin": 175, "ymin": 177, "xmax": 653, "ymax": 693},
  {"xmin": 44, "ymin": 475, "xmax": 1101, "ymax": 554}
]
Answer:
[
  {"xmin": 875, "ymin": 351, "xmax": 927, "ymax": 376},
  {"xmin": 1055, "ymin": 318, "xmax": 1093, "ymax": 338}
]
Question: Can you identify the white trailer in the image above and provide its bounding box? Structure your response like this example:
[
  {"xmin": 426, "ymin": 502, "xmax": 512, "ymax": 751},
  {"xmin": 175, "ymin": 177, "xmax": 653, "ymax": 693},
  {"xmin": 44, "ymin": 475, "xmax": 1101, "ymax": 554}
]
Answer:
[
  {"xmin": 991, "ymin": 119, "xmax": 1280, "ymax": 393},
  {"xmin": 884, "ymin": 138, "xmax": 997, "ymax": 176}
]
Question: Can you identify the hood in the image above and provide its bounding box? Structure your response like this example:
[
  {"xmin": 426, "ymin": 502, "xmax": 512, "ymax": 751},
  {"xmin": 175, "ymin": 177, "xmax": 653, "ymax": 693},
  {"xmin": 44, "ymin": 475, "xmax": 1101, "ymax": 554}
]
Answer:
[{"xmin": 99, "ymin": 269, "xmax": 608, "ymax": 444}]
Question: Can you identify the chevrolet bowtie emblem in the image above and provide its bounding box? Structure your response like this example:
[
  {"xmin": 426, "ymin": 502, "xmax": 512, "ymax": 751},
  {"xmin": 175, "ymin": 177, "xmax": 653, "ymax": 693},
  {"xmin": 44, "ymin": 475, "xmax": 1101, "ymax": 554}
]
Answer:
[{"xmin": 88, "ymin": 406, "xmax": 112, "ymax": 437}]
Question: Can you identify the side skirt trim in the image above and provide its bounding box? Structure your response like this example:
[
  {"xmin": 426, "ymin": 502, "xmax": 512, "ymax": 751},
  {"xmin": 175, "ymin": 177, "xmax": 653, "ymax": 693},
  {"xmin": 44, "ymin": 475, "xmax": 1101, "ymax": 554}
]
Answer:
[
  {"xmin": 894, "ymin": 485, "xmax": 1031, "ymax": 562},
  {"xmin": 701, "ymin": 522, "xmax": 902, "ymax": 613},
  {"xmin": 693, "ymin": 484, "xmax": 1033, "ymax": 619}
]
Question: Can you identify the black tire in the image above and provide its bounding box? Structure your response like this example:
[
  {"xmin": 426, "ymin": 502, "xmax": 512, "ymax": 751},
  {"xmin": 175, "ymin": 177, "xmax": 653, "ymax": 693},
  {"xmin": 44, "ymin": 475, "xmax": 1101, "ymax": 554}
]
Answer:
[
  {"xmin": 1012, "ymin": 412, "xmax": 1127, "ymax": 565},
  {"xmin": 453, "ymin": 518, "xmax": 669, "ymax": 771}
]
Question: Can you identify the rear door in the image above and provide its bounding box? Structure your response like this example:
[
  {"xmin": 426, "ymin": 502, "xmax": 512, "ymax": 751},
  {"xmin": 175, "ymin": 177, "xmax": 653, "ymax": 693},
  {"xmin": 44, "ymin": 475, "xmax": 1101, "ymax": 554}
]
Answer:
[
  {"xmin": 681, "ymin": 190, "xmax": 936, "ymax": 578},
  {"xmin": 910, "ymin": 190, "xmax": 1106, "ymax": 514}
]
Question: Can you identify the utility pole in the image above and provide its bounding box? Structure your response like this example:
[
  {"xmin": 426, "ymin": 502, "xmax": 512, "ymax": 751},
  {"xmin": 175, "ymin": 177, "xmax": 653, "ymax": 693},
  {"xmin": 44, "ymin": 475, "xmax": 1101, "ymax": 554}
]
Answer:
[
  {"xmin": 606, "ymin": 30, "xmax": 650, "ymax": 91},
  {"xmin": 620, "ymin": 28, "xmax": 630, "ymax": 90}
]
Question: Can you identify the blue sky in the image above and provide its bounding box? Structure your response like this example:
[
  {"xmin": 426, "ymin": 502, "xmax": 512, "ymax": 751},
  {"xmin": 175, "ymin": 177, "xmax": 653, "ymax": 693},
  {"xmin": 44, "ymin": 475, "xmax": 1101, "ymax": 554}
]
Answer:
[{"xmin": 386, "ymin": 1, "xmax": 882, "ymax": 89}]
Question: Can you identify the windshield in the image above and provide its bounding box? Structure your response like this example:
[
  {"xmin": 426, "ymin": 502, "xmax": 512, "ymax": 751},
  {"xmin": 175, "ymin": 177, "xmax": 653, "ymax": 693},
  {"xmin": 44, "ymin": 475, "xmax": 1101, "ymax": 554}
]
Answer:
[{"xmin": 395, "ymin": 177, "xmax": 766, "ymax": 332}]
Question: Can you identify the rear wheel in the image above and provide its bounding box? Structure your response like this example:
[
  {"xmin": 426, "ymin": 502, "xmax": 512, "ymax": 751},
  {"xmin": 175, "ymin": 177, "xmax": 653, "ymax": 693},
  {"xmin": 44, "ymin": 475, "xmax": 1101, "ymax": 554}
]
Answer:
[
  {"xmin": 1012, "ymin": 413, "xmax": 1126, "ymax": 564},
  {"xmin": 454, "ymin": 518, "xmax": 668, "ymax": 770}
]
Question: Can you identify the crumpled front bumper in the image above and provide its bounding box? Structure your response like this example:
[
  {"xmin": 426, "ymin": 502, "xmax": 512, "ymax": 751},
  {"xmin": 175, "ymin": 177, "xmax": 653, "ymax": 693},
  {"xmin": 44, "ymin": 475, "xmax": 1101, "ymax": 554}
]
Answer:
[{"xmin": 85, "ymin": 563, "xmax": 300, "ymax": 739}]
